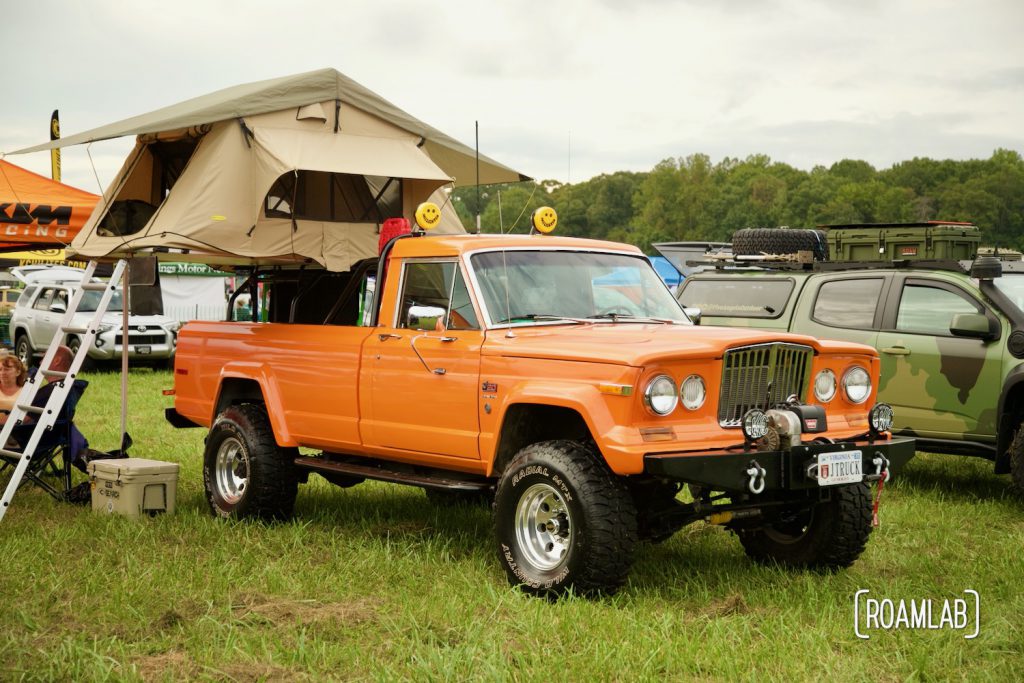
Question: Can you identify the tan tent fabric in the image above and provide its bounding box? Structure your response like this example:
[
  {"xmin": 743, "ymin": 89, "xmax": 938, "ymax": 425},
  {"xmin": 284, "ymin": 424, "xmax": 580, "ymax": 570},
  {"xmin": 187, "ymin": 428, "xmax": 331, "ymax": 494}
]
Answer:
[
  {"xmin": 253, "ymin": 128, "xmax": 452, "ymax": 182},
  {"xmin": 29, "ymin": 70, "xmax": 518, "ymax": 270},
  {"xmin": 11, "ymin": 68, "xmax": 528, "ymax": 186},
  {"xmin": 69, "ymin": 111, "xmax": 458, "ymax": 269}
]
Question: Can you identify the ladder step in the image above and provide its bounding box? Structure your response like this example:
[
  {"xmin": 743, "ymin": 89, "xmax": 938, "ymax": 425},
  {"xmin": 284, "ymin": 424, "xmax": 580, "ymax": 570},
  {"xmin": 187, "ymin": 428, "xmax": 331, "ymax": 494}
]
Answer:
[
  {"xmin": 0, "ymin": 448, "xmax": 26, "ymax": 459},
  {"xmin": 41, "ymin": 369, "xmax": 68, "ymax": 380},
  {"xmin": 82, "ymin": 282, "xmax": 109, "ymax": 291},
  {"xmin": 61, "ymin": 326, "xmax": 89, "ymax": 335},
  {"xmin": 16, "ymin": 404, "xmax": 44, "ymax": 415}
]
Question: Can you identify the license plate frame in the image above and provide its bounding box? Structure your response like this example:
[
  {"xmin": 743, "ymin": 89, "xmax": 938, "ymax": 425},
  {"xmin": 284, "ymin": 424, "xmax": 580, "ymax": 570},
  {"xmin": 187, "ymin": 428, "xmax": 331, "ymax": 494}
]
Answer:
[
  {"xmin": 135, "ymin": 345, "xmax": 152, "ymax": 355},
  {"xmin": 815, "ymin": 450, "xmax": 863, "ymax": 486}
]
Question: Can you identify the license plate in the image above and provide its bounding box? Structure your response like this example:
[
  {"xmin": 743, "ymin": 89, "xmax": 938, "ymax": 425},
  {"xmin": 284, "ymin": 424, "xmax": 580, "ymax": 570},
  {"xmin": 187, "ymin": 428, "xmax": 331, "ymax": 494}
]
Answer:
[
  {"xmin": 135, "ymin": 345, "xmax": 151, "ymax": 354},
  {"xmin": 816, "ymin": 450, "xmax": 863, "ymax": 486}
]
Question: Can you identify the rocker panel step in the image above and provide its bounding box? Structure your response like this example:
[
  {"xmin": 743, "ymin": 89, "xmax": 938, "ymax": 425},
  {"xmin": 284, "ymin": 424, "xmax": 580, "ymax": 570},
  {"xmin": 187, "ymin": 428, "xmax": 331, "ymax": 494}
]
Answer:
[{"xmin": 294, "ymin": 456, "xmax": 490, "ymax": 492}]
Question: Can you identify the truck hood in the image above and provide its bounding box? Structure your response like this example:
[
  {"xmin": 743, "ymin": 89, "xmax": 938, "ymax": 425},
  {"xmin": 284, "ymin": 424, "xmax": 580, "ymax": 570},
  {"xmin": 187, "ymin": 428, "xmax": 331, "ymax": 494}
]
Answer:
[{"xmin": 482, "ymin": 323, "xmax": 877, "ymax": 366}]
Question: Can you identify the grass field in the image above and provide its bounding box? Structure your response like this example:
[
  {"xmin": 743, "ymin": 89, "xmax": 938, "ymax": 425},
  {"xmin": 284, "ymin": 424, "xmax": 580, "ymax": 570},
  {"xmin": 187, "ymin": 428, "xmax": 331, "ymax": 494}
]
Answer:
[{"xmin": 1, "ymin": 369, "xmax": 1022, "ymax": 681}]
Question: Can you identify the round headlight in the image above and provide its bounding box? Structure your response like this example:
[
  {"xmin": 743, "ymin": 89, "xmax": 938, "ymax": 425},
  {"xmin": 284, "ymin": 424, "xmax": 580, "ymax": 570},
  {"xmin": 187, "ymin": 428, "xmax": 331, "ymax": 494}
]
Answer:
[
  {"xmin": 814, "ymin": 369, "xmax": 837, "ymax": 403},
  {"xmin": 843, "ymin": 366, "xmax": 872, "ymax": 404},
  {"xmin": 680, "ymin": 375, "xmax": 706, "ymax": 411},
  {"xmin": 870, "ymin": 403, "xmax": 894, "ymax": 433},
  {"xmin": 644, "ymin": 375, "xmax": 678, "ymax": 416},
  {"xmin": 742, "ymin": 408, "xmax": 770, "ymax": 440}
]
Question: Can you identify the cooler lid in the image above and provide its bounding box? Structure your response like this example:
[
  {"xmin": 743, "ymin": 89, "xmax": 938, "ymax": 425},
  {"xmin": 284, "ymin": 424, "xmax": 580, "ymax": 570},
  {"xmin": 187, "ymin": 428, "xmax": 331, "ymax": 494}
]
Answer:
[{"xmin": 88, "ymin": 457, "xmax": 180, "ymax": 476}]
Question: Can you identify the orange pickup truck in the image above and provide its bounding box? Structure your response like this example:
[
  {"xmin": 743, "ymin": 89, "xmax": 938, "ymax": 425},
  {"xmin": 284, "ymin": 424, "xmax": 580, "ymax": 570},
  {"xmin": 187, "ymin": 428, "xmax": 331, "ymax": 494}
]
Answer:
[{"xmin": 168, "ymin": 221, "xmax": 914, "ymax": 596}]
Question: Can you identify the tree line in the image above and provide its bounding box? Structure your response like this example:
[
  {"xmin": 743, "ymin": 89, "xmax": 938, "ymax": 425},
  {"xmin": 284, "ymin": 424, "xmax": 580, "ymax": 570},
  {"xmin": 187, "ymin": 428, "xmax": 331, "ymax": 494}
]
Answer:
[{"xmin": 451, "ymin": 149, "xmax": 1024, "ymax": 252}]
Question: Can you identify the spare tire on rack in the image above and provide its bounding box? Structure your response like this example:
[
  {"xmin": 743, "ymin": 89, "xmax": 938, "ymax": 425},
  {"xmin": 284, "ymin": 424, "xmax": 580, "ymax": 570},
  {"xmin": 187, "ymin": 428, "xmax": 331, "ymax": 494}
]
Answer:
[{"xmin": 731, "ymin": 228, "xmax": 829, "ymax": 262}]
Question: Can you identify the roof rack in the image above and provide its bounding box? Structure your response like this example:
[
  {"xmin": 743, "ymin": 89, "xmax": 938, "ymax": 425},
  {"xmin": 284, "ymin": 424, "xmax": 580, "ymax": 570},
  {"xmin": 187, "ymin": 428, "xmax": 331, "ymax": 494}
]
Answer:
[
  {"xmin": 822, "ymin": 221, "xmax": 978, "ymax": 230},
  {"xmin": 685, "ymin": 255, "xmax": 973, "ymax": 275}
]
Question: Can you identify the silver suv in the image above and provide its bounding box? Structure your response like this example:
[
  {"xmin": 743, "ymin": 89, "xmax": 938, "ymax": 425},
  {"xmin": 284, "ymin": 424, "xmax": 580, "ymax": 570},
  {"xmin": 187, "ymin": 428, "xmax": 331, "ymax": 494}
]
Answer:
[{"xmin": 8, "ymin": 267, "xmax": 180, "ymax": 368}]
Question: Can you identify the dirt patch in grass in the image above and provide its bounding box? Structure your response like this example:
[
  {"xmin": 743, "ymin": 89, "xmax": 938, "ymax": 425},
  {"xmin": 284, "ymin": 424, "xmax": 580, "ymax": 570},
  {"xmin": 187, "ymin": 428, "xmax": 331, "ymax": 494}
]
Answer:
[
  {"xmin": 133, "ymin": 650, "xmax": 200, "ymax": 681},
  {"xmin": 703, "ymin": 593, "xmax": 750, "ymax": 618},
  {"xmin": 134, "ymin": 650, "xmax": 305, "ymax": 683},
  {"xmin": 216, "ymin": 661, "xmax": 308, "ymax": 682},
  {"xmin": 232, "ymin": 594, "xmax": 382, "ymax": 626}
]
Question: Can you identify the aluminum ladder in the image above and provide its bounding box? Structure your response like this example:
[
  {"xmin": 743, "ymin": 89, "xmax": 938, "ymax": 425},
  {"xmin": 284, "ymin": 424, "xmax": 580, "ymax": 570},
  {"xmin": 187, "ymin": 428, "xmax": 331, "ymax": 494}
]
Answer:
[{"xmin": 0, "ymin": 259, "xmax": 127, "ymax": 523}]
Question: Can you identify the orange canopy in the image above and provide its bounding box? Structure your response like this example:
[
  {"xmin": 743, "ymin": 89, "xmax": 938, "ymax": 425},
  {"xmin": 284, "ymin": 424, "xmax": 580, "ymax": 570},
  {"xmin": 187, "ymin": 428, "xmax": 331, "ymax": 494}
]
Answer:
[{"xmin": 0, "ymin": 159, "xmax": 98, "ymax": 250}]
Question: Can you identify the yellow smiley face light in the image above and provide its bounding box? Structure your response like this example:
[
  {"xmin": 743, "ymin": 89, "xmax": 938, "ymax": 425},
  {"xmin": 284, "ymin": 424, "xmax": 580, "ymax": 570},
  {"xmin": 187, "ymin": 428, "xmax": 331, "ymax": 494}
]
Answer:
[
  {"xmin": 531, "ymin": 206, "xmax": 558, "ymax": 234},
  {"xmin": 414, "ymin": 202, "xmax": 442, "ymax": 231}
]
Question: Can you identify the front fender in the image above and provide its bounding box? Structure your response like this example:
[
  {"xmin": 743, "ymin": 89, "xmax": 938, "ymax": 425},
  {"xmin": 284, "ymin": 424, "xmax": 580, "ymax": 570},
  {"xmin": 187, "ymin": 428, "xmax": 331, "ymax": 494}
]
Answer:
[
  {"xmin": 214, "ymin": 361, "xmax": 296, "ymax": 447},
  {"xmin": 491, "ymin": 380, "xmax": 640, "ymax": 473}
]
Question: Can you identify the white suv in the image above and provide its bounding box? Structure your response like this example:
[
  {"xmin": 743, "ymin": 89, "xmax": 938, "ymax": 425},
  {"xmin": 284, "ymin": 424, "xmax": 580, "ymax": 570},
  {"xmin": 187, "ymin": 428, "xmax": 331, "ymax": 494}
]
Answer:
[{"xmin": 8, "ymin": 266, "xmax": 180, "ymax": 368}]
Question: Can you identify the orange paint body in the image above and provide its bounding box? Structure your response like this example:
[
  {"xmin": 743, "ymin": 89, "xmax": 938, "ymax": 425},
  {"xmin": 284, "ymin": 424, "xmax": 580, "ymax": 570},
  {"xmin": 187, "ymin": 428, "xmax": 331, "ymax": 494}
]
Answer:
[{"xmin": 174, "ymin": 234, "xmax": 885, "ymax": 477}]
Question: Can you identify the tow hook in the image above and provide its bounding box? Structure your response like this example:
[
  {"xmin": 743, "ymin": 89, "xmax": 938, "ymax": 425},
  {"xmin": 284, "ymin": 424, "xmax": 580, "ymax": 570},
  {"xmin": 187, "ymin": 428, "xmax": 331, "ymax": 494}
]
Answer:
[
  {"xmin": 870, "ymin": 452, "xmax": 889, "ymax": 527},
  {"xmin": 746, "ymin": 460, "xmax": 766, "ymax": 495},
  {"xmin": 870, "ymin": 453, "xmax": 890, "ymax": 483}
]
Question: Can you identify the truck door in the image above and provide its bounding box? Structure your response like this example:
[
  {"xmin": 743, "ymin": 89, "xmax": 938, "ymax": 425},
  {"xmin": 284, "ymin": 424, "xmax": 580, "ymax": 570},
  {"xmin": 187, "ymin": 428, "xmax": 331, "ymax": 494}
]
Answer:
[
  {"xmin": 788, "ymin": 274, "xmax": 889, "ymax": 349},
  {"xmin": 361, "ymin": 259, "xmax": 483, "ymax": 459},
  {"xmin": 875, "ymin": 276, "xmax": 1003, "ymax": 440}
]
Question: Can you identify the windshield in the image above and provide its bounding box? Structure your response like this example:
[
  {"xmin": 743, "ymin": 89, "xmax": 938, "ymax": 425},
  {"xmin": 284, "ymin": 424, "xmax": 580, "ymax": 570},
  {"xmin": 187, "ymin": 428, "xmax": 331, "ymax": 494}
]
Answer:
[
  {"xmin": 78, "ymin": 289, "xmax": 123, "ymax": 313},
  {"xmin": 992, "ymin": 275, "xmax": 1024, "ymax": 315},
  {"xmin": 470, "ymin": 250, "xmax": 688, "ymax": 325}
]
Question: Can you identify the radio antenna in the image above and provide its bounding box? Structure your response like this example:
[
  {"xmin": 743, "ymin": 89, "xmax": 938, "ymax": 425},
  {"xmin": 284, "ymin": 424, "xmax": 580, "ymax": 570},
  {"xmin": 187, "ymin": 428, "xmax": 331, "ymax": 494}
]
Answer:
[{"xmin": 475, "ymin": 120, "xmax": 481, "ymax": 234}]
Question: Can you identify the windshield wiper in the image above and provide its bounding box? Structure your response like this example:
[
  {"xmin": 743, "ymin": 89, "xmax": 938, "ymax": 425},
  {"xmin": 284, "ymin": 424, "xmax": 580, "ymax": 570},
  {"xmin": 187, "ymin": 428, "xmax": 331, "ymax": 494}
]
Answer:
[
  {"xmin": 494, "ymin": 314, "xmax": 588, "ymax": 325},
  {"xmin": 587, "ymin": 313, "xmax": 676, "ymax": 324}
]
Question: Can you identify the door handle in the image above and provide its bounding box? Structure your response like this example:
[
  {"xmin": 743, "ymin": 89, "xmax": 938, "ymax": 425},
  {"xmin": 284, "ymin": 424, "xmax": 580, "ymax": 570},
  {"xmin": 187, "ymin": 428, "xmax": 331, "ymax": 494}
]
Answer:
[
  {"xmin": 881, "ymin": 346, "xmax": 910, "ymax": 356},
  {"xmin": 378, "ymin": 333, "xmax": 402, "ymax": 341}
]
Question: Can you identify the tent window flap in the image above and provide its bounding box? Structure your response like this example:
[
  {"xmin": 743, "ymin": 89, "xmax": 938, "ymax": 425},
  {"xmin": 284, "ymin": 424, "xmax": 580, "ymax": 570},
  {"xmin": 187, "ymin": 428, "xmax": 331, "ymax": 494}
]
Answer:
[{"xmin": 264, "ymin": 171, "xmax": 401, "ymax": 223}]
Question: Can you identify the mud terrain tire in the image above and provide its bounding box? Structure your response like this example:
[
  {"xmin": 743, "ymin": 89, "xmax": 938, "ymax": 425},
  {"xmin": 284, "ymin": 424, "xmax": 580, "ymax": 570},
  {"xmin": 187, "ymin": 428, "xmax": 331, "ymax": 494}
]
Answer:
[
  {"xmin": 203, "ymin": 403, "xmax": 298, "ymax": 521},
  {"xmin": 738, "ymin": 483, "xmax": 872, "ymax": 569},
  {"xmin": 494, "ymin": 440, "xmax": 637, "ymax": 597},
  {"xmin": 732, "ymin": 228, "xmax": 829, "ymax": 262}
]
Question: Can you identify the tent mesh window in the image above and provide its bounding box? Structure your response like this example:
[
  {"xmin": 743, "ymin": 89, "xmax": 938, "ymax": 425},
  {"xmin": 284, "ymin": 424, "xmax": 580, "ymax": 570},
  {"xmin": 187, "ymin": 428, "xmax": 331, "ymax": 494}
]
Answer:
[
  {"xmin": 98, "ymin": 139, "xmax": 200, "ymax": 237},
  {"xmin": 264, "ymin": 172, "xmax": 401, "ymax": 223}
]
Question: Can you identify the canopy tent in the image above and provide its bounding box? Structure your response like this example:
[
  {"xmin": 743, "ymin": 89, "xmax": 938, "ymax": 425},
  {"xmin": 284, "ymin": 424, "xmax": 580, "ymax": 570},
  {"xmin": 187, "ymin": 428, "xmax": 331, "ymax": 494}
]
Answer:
[
  {"xmin": 0, "ymin": 160, "xmax": 99, "ymax": 250},
  {"xmin": 10, "ymin": 68, "xmax": 529, "ymax": 271}
]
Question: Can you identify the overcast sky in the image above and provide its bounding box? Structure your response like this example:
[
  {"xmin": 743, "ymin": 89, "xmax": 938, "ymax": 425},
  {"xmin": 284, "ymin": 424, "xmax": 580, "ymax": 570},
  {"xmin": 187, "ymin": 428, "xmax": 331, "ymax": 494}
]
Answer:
[{"xmin": 3, "ymin": 0, "xmax": 1022, "ymax": 193}]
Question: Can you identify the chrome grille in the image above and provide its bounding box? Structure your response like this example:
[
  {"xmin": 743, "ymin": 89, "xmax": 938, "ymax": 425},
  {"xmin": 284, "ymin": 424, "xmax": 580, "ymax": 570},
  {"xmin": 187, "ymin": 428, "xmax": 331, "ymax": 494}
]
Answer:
[{"xmin": 718, "ymin": 343, "xmax": 813, "ymax": 427}]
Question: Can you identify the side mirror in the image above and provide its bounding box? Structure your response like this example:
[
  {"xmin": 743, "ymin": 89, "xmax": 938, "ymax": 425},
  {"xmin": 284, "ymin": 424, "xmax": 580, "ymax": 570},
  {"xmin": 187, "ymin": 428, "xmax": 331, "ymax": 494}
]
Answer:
[
  {"xmin": 683, "ymin": 307, "xmax": 702, "ymax": 325},
  {"xmin": 950, "ymin": 313, "xmax": 996, "ymax": 341},
  {"xmin": 407, "ymin": 305, "xmax": 447, "ymax": 331}
]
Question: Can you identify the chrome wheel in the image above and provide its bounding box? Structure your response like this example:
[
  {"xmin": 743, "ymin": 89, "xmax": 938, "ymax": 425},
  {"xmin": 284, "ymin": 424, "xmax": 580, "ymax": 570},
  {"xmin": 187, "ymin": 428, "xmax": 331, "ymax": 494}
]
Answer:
[
  {"xmin": 515, "ymin": 482, "xmax": 573, "ymax": 571},
  {"xmin": 215, "ymin": 436, "xmax": 249, "ymax": 505}
]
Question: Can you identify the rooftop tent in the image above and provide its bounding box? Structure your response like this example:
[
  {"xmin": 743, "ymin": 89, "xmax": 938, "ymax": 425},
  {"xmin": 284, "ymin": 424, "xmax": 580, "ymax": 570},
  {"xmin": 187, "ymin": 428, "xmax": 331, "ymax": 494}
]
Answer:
[
  {"xmin": 0, "ymin": 160, "xmax": 99, "ymax": 250},
  {"xmin": 11, "ymin": 68, "xmax": 529, "ymax": 271}
]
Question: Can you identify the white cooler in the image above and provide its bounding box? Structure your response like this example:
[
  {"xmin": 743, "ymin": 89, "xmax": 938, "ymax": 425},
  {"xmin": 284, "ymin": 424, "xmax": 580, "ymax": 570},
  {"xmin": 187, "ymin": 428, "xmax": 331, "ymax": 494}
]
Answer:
[{"xmin": 88, "ymin": 458, "xmax": 180, "ymax": 517}]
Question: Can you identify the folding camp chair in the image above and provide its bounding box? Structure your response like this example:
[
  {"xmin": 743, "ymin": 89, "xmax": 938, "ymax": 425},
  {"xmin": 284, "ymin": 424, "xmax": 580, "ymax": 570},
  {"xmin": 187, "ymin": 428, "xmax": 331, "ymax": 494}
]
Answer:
[{"xmin": 0, "ymin": 379, "xmax": 89, "ymax": 501}]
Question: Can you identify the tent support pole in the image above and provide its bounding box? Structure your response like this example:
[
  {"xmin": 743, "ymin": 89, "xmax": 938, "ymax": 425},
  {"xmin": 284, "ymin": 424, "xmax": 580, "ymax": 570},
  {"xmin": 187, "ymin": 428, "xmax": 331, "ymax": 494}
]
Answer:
[{"xmin": 121, "ymin": 260, "xmax": 129, "ymax": 441}]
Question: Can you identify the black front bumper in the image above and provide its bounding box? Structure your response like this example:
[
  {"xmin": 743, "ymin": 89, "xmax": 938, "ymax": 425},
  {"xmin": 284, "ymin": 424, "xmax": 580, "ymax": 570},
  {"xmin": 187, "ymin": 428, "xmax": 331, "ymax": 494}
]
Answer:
[{"xmin": 644, "ymin": 437, "xmax": 915, "ymax": 493}]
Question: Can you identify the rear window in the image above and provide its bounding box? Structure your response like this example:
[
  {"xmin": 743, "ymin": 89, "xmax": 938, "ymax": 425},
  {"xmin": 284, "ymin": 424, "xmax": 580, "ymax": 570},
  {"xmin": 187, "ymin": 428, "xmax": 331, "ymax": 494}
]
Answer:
[
  {"xmin": 16, "ymin": 286, "xmax": 36, "ymax": 307},
  {"xmin": 678, "ymin": 278, "xmax": 794, "ymax": 318}
]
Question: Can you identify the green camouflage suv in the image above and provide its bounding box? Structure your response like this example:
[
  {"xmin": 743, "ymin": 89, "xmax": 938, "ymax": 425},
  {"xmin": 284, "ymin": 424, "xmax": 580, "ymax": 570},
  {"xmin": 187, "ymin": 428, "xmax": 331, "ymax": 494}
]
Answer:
[{"xmin": 663, "ymin": 223, "xmax": 1024, "ymax": 490}]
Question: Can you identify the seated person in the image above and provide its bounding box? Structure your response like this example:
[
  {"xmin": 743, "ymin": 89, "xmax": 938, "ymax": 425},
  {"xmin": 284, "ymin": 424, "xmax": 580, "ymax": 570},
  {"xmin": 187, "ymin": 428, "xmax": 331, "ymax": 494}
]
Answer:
[
  {"xmin": 0, "ymin": 352, "xmax": 28, "ymax": 421},
  {"xmin": 23, "ymin": 346, "xmax": 89, "ymax": 472}
]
